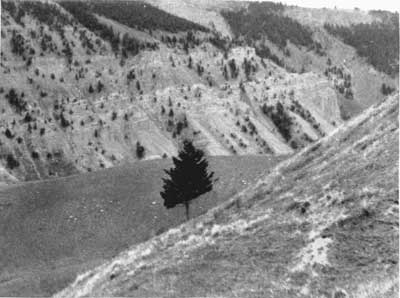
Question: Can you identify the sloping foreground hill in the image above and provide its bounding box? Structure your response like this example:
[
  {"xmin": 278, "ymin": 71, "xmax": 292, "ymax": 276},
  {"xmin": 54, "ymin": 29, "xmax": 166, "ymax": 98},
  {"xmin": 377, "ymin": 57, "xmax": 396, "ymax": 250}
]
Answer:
[
  {"xmin": 0, "ymin": 155, "xmax": 284, "ymax": 296},
  {"xmin": 56, "ymin": 94, "xmax": 398, "ymax": 298}
]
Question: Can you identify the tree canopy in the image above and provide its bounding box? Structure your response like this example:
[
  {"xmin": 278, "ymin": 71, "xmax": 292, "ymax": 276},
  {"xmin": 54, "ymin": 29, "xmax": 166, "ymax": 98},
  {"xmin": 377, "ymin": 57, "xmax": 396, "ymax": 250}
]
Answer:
[{"xmin": 160, "ymin": 140, "xmax": 214, "ymax": 220}]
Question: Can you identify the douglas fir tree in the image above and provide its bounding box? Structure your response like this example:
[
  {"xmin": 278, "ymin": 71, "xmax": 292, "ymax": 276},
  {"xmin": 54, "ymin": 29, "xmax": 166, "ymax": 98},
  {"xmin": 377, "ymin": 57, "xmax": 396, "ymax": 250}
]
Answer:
[{"xmin": 160, "ymin": 140, "xmax": 214, "ymax": 220}]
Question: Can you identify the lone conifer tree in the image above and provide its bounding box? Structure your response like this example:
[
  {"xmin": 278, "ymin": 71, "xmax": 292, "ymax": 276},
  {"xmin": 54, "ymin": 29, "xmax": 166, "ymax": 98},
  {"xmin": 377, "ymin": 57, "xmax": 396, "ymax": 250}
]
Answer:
[{"xmin": 161, "ymin": 140, "xmax": 214, "ymax": 220}]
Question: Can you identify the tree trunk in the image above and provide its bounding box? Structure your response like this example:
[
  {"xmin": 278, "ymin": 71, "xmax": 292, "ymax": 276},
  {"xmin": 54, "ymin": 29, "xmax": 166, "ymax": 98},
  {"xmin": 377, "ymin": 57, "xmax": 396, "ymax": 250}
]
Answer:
[{"xmin": 184, "ymin": 201, "xmax": 190, "ymax": 221}]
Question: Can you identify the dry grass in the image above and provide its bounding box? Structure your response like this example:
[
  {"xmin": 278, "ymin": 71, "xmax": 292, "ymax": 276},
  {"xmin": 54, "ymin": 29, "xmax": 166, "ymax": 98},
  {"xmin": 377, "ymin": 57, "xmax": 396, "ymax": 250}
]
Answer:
[
  {"xmin": 55, "ymin": 95, "xmax": 398, "ymax": 298},
  {"xmin": 0, "ymin": 155, "xmax": 283, "ymax": 296}
]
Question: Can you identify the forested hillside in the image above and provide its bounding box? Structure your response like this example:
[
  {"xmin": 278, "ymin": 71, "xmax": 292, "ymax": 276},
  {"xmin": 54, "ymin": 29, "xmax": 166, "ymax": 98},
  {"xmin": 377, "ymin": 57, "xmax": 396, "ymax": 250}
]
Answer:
[
  {"xmin": 218, "ymin": 2, "xmax": 398, "ymax": 119},
  {"xmin": 221, "ymin": 2, "xmax": 315, "ymax": 49},
  {"xmin": 88, "ymin": 0, "xmax": 209, "ymax": 33},
  {"xmin": 324, "ymin": 13, "xmax": 399, "ymax": 76}
]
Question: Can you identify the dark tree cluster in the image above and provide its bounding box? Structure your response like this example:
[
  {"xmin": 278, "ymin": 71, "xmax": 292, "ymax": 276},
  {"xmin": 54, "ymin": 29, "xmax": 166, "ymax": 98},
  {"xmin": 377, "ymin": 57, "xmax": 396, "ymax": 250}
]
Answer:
[
  {"xmin": 324, "ymin": 65, "xmax": 353, "ymax": 99},
  {"xmin": 228, "ymin": 59, "xmax": 239, "ymax": 79},
  {"xmin": 209, "ymin": 33, "xmax": 230, "ymax": 52},
  {"xmin": 243, "ymin": 58, "xmax": 257, "ymax": 80},
  {"xmin": 289, "ymin": 99, "xmax": 323, "ymax": 136},
  {"xmin": 381, "ymin": 83, "xmax": 396, "ymax": 95},
  {"xmin": 4, "ymin": 153, "xmax": 20, "ymax": 170},
  {"xmin": 60, "ymin": 112, "xmax": 70, "ymax": 128},
  {"xmin": 261, "ymin": 102, "xmax": 292, "ymax": 141},
  {"xmin": 5, "ymin": 88, "xmax": 27, "ymax": 114},
  {"xmin": 18, "ymin": 1, "xmax": 70, "ymax": 28},
  {"xmin": 255, "ymin": 44, "xmax": 284, "ymax": 67},
  {"xmin": 5, "ymin": 2, "xmax": 74, "ymax": 63},
  {"xmin": 2, "ymin": 1, "xmax": 26, "ymax": 25},
  {"xmin": 60, "ymin": 2, "xmax": 119, "ymax": 52},
  {"xmin": 40, "ymin": 33, "xmax": 57, "ymax": 53},
  {"xmin": 10, "ymin": 30, "xmax": 27, "ymax": 57},
  {"xmin": 10, "ymin": 30, "xmax": 35, "ymax": 67},
  {"xmin": 60, "ymin": 1, "xmax": 157, "ymax": 56},
  {"xmin": 136, "ymin": 141, "xmax": 145, "ymax": 159},
  {"xmin": 221, "ymin": 2, "xmax": 313, "ymax": 49},
  {"xmin": 89, "ymin": 1, "xmax": 209, "ymax": 33},
  {"xmin": 59, "ymin": 28, "xmax": 74, "ymax": 64},
  {"xmin": 196, "ymin": 63, "xmax": 205, "ymax": 76},
  {"xmin": 324, "ymin": 16, "xmax": 399, "ymax": 76}
]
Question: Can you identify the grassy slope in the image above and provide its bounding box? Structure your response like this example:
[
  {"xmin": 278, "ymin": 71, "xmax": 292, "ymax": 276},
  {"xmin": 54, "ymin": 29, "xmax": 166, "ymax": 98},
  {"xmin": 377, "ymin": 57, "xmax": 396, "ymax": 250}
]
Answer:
[
  {"xmin": 56, "ymin": 94, "xmax": 398, "ymax": 298},
  {"xmin": 0, "ymin": 155, "xmax": 284, "ymax": 296}
]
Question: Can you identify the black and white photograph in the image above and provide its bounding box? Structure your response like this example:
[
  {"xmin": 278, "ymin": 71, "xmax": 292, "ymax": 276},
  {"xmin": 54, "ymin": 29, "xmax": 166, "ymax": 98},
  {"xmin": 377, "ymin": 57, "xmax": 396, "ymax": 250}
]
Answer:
[{"xmin": 0, "ymin": 0, "xmax": 398, "ymax": 296}]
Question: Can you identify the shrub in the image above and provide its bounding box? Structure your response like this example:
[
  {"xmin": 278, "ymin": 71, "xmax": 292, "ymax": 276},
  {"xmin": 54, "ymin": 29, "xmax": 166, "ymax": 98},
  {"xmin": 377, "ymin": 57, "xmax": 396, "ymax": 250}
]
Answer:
[
  {"xmin": 136, "ymin": 141, "xmax": 145, "ymax": 159},
  {"xmin": 5, "ymin": 128, "xmax": 14, "ymax": 139},
  {"xmin": 381, "ymin": 83, "xmax": 395, "ymax": 95},
  {"xmin": 97, "ymin": 80, "xmax": 104, "ymax": 92},
  {"xmin": 60, "ymin": 112, "xmax": 70, "ymax": 128},
  {"xmin": 6, "ymin": 154, "xmax": 20, "ymax": 169},
  {"xmin": 31, "ymin": 151, "xmax": 39, "ymax": 159},
  {"xmin": 111, "ymin": 111, "xmax": 117, "ymax": 121}
]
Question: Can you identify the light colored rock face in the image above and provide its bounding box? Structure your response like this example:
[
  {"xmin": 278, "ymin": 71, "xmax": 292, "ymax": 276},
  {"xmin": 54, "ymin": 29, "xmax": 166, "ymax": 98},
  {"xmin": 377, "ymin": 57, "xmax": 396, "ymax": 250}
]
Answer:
[
  {"xmin": 284, "ymin": 7, "xmax": 381, "ymax": 27},
  {"xmin": 0, "ymin": 3, "xmax": 343, "ymax": 183},
  {"xmin": 54, "ymin": 94, "xmax": 398, "ymax": 298}
]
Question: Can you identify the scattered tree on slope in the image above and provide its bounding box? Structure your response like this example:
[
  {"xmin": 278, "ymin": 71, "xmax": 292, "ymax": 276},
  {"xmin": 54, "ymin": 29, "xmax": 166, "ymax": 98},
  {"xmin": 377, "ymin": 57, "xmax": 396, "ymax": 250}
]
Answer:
[
  {"xmin": 161, "ymin": 140, "xmax": 214, "ymax": 220},
  {"xmin": 262, "ymin": 102, "xmax": 292, "ymax": 142}
]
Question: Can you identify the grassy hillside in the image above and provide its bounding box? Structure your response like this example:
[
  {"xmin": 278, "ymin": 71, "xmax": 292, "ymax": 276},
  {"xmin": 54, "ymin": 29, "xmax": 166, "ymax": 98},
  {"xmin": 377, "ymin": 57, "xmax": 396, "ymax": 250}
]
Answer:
[
  {"xmin": 0, "ymin": 155, "xmax": 285, "ymax": 296},
  {"xmin": 55, "ymin": 94, "xmax": 398, "ymax": 298}
]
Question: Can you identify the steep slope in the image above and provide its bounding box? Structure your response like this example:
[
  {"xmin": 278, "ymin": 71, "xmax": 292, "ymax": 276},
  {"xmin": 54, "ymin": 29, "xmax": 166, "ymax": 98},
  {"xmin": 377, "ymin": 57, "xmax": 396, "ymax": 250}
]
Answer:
[
  {"xmin": 0, "ymin": 155, "xmax": 284, "ymax": 296},
  {"xmin": 144, "ymin": 0, "xmax": 239, "ymax": 37},
  {"xmin": 0, "ymin": 0, "xmax": 342, "ymax": 183},
  {"xmin": 284, "ymin": 6, "xmax": 381, "ymax": 27},
  {"xmin": 56, "ymin": 94, "xmax": 398, "ymax": 297},
  {"xmin": 220, "ymin": 2, "xmax": 399, "ymax": 118}
]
